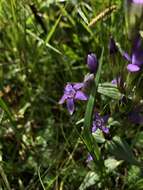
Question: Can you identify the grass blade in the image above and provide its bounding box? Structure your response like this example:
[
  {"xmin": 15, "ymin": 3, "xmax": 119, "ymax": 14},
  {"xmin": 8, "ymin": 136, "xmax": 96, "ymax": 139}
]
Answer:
[{"xmin": 82, "ymin": 48, "xmax": 104, "ymax": 165}]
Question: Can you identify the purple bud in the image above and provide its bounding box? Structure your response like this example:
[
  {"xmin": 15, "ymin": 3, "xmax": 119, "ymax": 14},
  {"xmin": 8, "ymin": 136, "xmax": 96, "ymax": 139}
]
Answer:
[
  {"xmin": 86, "ymin": 154, "xmax": 93, "ymax": 162},
  {"xmin": 87, "ymin": 53, "xmax": 98, "ymax": 74},
  {"xmin": 109, "ymin": 37, "xmax": 118, "ymax": 55}
]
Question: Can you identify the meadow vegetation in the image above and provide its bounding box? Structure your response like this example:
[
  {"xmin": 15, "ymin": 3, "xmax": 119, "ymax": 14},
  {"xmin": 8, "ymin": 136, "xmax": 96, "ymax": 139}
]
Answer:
[{"xmin": 0, "ymin": 0, "xmax": 143, "ymax": 189}]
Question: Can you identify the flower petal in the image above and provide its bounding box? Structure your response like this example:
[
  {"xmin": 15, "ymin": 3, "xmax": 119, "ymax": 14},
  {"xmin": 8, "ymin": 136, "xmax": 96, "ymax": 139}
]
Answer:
[
  {"xmin": 132, "ymin": 0, "xmax": 143, "ymax": 4},
  {"xmin": 86, "ymin": 154, "xmax": 93, "ymax": 162},
  {"xmin": 101, "ymin": 126, "xmax": 109, "ymax": 134},
  {"xmin": 75, "ymin": 91, "xmax": 88, "ymax": 100},
  {"xmin": 65, "ymin": 83, "xmax": 74, "ymax": 92},
  {"xmin": 92, "ymin": 123, "xmax": 97, "ymax": 133},
  {"xmin": 102, "ymin": 115, "xmax": 109, "ymax": 123},
  {"xmin": 66, "ymin": 98, "xmax": 74, "ymax": 115},
  {"xmin": 73, "ymin": 83, "xmax": 84, "ymax": 90},
  {"xmin": 123, "ymin": 52, "xmax": 131, "ymax": 61},
  {"xmin": 127, "ymin": 64, "xmax": 140, "ymax": 72},
  {"xmin": 59, "ymin": 94, "xmax": 67, "ymax": 104},
  {"xmin": 87, "ymin": 53, "xmax": 98, "ymax": 73}
]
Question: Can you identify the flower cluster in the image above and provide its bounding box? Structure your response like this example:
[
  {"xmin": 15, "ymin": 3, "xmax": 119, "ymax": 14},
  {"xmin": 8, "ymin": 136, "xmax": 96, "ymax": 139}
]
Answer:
[
  {"xmin": 59, "ymin": 52, "xmax": 110, "ymax": 134},
  {"xmin": 59, "ymin": 52, "xmax": 99, "ymax": 116},
  {"xmin": 59, "ymin": 12, "xmax": 143, "ymax": 136},
  {"xmin": 58, "ymin": 0, "xmax": 143, "ymax": 165}
]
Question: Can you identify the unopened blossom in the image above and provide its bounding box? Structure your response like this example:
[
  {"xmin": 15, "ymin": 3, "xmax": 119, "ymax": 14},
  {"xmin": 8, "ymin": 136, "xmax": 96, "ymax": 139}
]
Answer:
[
  {"xmin": 86, "ymin": 153, "xmax": 93, "ymax": 162},
  {"xmin": 59, "ymin": 83, "xmax": 88, "ymax": 115},
  {"xmin": 109, "ymin": 37, "xmax": 118, "ymax": 55},
  {"xmin": 92, "ymin": 112, "xmax": 109, "ymax": 134},
  {"xmin": 123, "ymin": 34, "xmax": 143, "ymax": 72},
  {"xmin": 87, "ymin": 53, "xmax": 98, "ymax": 74},
  {"xmin": 111, "ymin": 77, "xmax": 121, "ymax": 85},
  {"xmin": 83, "ymin": 73, "xmax": 94, "ymax": 91}
]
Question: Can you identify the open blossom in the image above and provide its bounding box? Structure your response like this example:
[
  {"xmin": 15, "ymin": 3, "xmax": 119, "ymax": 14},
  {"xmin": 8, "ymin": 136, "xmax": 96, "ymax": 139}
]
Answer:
[
  {"xmin": 59, "ymin": 83, "xmax": 88, "ymax": 115},
  {"xmin": 92, "ymin": 112, "xmax": 109, "ymax": 134},
  {"xmin": 87, "ymin": 53, "xmax": 98, "ymax": 74},
  {"xmin": 123, "ymin": 34, "xmax": 143, "ymax": 72}
]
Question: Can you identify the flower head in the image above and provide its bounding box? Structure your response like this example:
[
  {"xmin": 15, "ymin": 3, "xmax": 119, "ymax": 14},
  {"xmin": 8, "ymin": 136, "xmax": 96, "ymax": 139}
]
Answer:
[
  {"xmin": 123, "ymin": 34, "xmax": 143, "ymax": 72},
  {"xmin": 92, "ymin": 112, "xmax": 109, "ymax": 134},
  {"xmin": 59, "ymin": 83, "xmax": 88, "ymax": 115},
  {"xmin": 87, "ymin": 53, "xmax": 98, "ymax": 74}
]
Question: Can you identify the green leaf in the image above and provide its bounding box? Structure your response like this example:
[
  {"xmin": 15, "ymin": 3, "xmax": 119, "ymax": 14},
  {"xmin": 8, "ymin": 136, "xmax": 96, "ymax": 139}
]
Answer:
[
  {"xmin": 92, "ymin": 130, "xmax": 105, "ymax": 144},
  {"xmin": 77, "ymin": 7, "xmax": 89, "ymax": 24},
  {"xmin": 0, "ymin": 165, "xmax": 11, "ymax": 190},
  {"xmin": 104, "ymin": 157, "xmax": 122, "ymax": 172},
  {"xmin": 45, "ymin": 14, "xmax": 62, "ymax": 43},
  {"xmin": 107, "ymin": 136, "xmax": 141, "ymax": 166},
  {"xmin": 79, "ymin": 171, "xmax": 99, "ymax": 190},
  {"xmin": 98, "ymin": 83, "xmax": 122, "ymax": 100},
  {"xmin": 133, "ymin": 131, "xmax": 143, "ymax": 148},
  {"xmin": 82, "ymin": 49, "xmax": 104, "ymax": 170},
  {"xmin": 0, "ymin": 98, "xmax": 15, "ymax": 126},
  {"xmin": 127, "ymin": 165, "xmax": 143, "ymax": 190},
  {"xmin": 26, "ymin": 30, "xmax": 62, "ymax": 55}
]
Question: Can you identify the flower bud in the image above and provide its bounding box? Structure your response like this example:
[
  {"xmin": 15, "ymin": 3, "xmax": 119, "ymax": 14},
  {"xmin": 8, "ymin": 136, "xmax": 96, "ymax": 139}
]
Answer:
[
  {"xmin": 87, "ymin": 53, "xmax": 98, "ymax": 74},
  {"xmin": 109, "ymin": 37, "xmax": 118, "ymax": 55}
]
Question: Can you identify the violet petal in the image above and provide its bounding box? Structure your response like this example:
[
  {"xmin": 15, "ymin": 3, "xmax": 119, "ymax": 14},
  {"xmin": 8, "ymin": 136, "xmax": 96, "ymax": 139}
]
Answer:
[
  {"xmin": 132, "ymin": 0, "xmax": 143, "ymax": 4},
  {"xmin": 59, "ymin": 94, "xmax": 67, "ymax": 104},
  {"xmin": 102, "ymin": 115, "xmax": 109, "ymax": 123},
  {"xmin": 75, "ymin": 91, "xmax": 88, "ymax": 100},
  {"xmin": 123, "ymin": 52, "xmax": 131, "ymax": 61},
  {"xmin": 65, "ymin": 83, "xmax": 74, "ymax": 92},
  {"xmin": 86, "ymin": 154, "xmax": 93, "ymax": 162},
  {"xmin": 101, "ymin": 126, "xmax": 109, "ymax": 134},
  {"xmin": 73, "ymin": 83, "xmax": 84, "ymax": 90},
  {"xmin": 66, "ymin": 98, "xmax": 74, "ymax": 115},
  {"xmin": 87, "ymin": 53, "xmax": 98, "ymax": 74},
  {"xmin": 92, "ymin": 123, "xmax": 97, "ymax": 133},
  {"xmin": 127, "ymin": 64, "xmax": 140, "ymax": 72}
]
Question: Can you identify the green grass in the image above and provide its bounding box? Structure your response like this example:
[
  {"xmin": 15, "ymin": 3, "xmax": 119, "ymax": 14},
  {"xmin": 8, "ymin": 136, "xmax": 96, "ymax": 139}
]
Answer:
[{"xmin": 1, "ymin": 0, "xmax": 143, "ymax": 189}]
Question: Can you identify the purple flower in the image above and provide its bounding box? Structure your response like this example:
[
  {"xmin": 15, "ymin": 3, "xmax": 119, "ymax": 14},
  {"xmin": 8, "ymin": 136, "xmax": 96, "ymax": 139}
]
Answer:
[
  {"xmin": 92, "ymin": 112, "xmax": 109, "ymax": 134},
  {"xmin": 87, "ymin": 53, "xmax": 98, "ymax": 74},
  {"xmin": 123, "ymin": 34, "xmax": 143, "ymax": 72},
  {"xmin": 109, "ymin": 37, "xmax": 118, "ymax": 55},
  {"xmin": 59, "ymin": 83, "xmax": 88, "ymax": 115}
]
